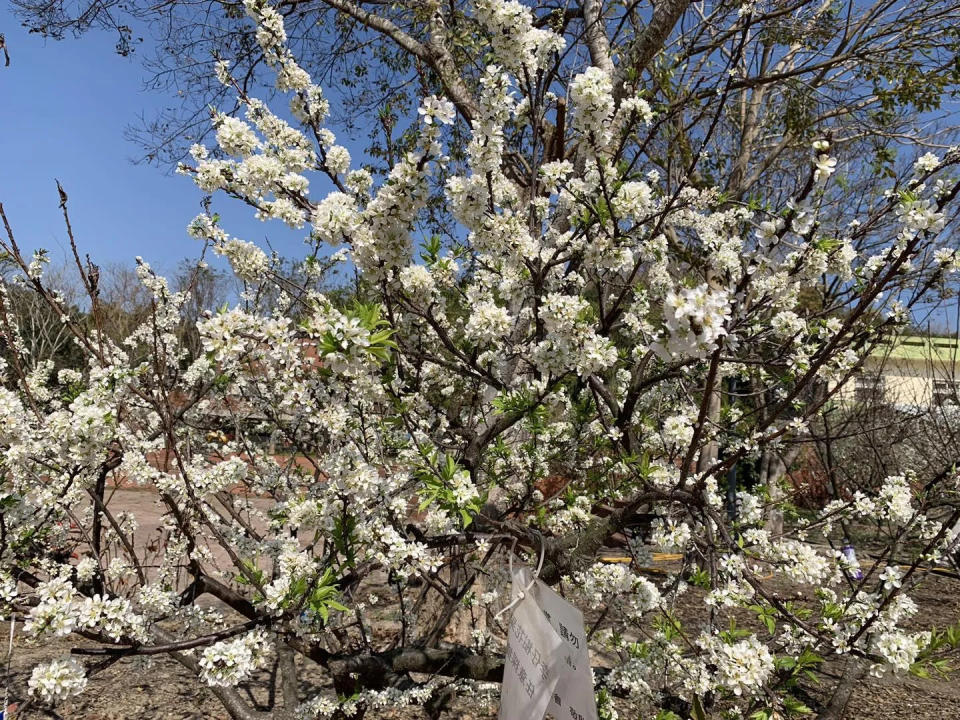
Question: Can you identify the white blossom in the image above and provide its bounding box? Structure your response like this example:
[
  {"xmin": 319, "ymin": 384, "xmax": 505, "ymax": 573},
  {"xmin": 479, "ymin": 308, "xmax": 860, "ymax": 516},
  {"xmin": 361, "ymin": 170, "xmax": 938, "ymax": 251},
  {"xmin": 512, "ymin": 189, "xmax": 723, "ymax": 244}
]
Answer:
[{"xmin": 28, "ymin": 658, "xmax": 88, "ymax": 703}]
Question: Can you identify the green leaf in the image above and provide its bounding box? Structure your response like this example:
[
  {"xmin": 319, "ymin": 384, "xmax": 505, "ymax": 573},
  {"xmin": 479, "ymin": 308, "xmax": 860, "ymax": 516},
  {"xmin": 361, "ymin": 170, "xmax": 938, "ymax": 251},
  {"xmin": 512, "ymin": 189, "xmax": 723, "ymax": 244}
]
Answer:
[
  {"xmin": 783, "ymin": 695, "xmax": 814, "ymax": 715},
  {"xmin": 654, "ymin": 711, "xmax": 683, "ymax": 720},
  {"xmin": 691, "ymin": 695, "xmax": 707, "ymax": 720}
]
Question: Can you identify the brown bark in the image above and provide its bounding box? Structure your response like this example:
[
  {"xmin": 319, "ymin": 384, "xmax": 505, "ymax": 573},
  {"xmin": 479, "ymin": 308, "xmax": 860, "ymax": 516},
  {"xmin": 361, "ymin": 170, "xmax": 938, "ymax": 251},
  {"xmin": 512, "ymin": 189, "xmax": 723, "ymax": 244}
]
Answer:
[
  {"xmin": 816, "ymin": 659, "xmax": 865, "ymax": 720},
  {"xmin": 614, "ymin": 0, "xmax": 692, "ymax": 100}
]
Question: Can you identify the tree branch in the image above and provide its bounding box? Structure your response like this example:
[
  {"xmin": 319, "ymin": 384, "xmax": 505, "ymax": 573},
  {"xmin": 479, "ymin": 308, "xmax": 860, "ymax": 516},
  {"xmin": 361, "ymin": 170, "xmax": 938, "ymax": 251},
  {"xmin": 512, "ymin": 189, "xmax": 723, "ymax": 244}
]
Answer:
[{"xmin": 318, "ymin": 0, "xmax": 479, "ymax": 122}]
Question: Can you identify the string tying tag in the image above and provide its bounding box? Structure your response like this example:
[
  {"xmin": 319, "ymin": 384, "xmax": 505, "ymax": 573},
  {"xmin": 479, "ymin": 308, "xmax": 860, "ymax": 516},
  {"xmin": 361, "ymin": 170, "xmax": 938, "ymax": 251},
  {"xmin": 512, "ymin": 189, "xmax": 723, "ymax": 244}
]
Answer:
[
  {"xmin": 494, "ymin": 531, "xmax": 545, "ymax": 621},
  {"xmin": 3, "ymin": 614, "xmax": 16, "ymax": 719}
]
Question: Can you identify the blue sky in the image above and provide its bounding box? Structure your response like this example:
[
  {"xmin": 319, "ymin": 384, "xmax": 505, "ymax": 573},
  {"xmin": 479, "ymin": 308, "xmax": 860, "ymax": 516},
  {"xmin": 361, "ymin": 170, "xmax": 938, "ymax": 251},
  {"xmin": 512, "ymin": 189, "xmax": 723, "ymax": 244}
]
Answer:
[
  {"xmin": 2, "ymin": 3, "xmax": 958, "ymax": 330},
  {"xmin": 0, "ymin": 3, "xmax": 347, "ymax": 278}
]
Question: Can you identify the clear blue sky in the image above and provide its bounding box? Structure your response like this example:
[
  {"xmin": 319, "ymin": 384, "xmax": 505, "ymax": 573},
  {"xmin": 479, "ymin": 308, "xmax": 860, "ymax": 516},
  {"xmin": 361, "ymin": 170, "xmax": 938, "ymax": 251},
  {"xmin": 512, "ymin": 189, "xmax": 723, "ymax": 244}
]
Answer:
[
  {"xmin": 0, "ymin": 3, "xmax": 345, "ymax": 278},
  {"xmin": 3, "ymin": 4, "xmax": 957, "ymax": 330}
]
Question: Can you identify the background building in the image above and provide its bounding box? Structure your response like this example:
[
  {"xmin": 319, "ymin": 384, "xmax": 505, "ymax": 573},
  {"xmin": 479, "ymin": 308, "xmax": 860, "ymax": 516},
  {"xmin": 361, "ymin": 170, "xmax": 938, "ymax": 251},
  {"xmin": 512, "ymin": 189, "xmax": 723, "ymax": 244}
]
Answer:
[{"xmin": 855, "ymin": 335, "xmax": 960, "ymax": 409}]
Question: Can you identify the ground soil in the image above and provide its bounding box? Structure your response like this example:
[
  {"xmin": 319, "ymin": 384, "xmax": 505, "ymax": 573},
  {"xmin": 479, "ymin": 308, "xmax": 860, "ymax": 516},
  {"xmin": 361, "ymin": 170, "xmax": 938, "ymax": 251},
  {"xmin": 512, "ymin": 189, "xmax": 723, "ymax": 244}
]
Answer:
[{"xmin": 3, "ymin": 490, "xmax": 959, "ymax": 719}]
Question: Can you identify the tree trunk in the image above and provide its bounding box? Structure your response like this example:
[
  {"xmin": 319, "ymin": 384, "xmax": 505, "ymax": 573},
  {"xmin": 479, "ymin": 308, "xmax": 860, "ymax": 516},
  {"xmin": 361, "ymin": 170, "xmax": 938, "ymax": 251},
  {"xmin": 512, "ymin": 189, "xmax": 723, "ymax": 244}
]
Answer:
[
  {"xmin": 760, "ymin": 445, "xmax": 802, "ymax": 535},
  {"xmin": 816, "ymin": 659, "xmax": 864, "ymax": 720}
]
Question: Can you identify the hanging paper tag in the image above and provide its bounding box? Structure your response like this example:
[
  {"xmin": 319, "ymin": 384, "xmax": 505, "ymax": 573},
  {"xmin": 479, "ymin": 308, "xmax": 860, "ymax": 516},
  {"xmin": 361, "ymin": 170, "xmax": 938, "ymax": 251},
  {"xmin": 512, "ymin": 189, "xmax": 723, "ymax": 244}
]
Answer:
[
  {"xmin": 532, "ymin": 580, "xmax": 598, "ymax": 720},
  {"xmin": 499, "ymin": 568, "xmax": 565, "ymax": 720}
]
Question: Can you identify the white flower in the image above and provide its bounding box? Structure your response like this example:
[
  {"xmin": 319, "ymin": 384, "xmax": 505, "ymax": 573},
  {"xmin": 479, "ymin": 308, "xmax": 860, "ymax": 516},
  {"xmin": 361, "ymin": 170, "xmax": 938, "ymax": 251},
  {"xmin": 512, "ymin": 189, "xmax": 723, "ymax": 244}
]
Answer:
[
  {"xmin": 789, "ymin": 200, "xmax": 816, "ymax": 235},
  {"xmin": 346, "ymin": 169, "xmax": 373, "ymax": 195},
  {"xmin": 474, "ymin": 0, "xmax": 565, "ymax": 74},
  {"xmin": 464, "ymin": 300, "xmax": 513, "ymax": 344},
  {"xmin": 398, "ymin": 264, "xmax": 435, "ymax": 300},
  {"xmin": 290, "ymin": 85, "xmax": 330, "ymax": 124},
  {"xmin": 0, "ymin": 573, "xmax": 18, "ymax": 606},
  {"xmin": 215, "ymin": 59, "xmax": 232, "ymax": 85},
  {"xmin": 539, "ymin": 160, "xmax": 573, "ymax": 190},
  {"xmin": 755, "ymin": 218, "xmax": 783, "ymax": 247},
  {"xmin": 138, "ymin": 584, "xmax": 177, "ymax": 618},
  {"xmin": 771, "ymin": 310, "xmax": 805, "ymax": 339},
  {"xmin": 662, "ymin": 413, "xmax": 694, "ymax": 450},
  {"xmin": 914, "ymin": 152, "xmax": 940, "ymax": 174},
  {"xmin": 218, "ymin": 238, "xmax": 270, "ymax": 282},
  {"xmin": 200, "ymin": 630, "xmax": 271, "ymax": 687},
  {"xmin": 569, "ymin": 562, "xmax": 660, "ymax": 614},
  {"xmin": 877, "ymin": 475, "xmax": 914, "ymax": 525},
  {"xmin": 570, "ymin": 66, "xmax": 615, "ymax": 149},
  {"xmin": 879, "ymin": 565, "xmax": 902, "ymax": 590},
  {"xmin": 898, "ymin": 197, "xmax": 945, "ymax": 233},
  {"xmin": 325, "ymin": 145, "xmax": 351, "ymax": 175},
  {"xmin": 449, "ymin": 470, "xmax": 479, "ymax": 506},
  {"xmin": 618, "ymin": 95, "xmax": 654, "ymax": 124},
  {"xmin": 813, "ymin": 154, "xmax": 837, "ymax": 183},
  {"xmin": 418, "ymin": 95, "xmax": 456, "ymax": 125},
  {"xmin": 875, "ymin": 630, "xmax": 929, "ymax": 673},
  {"xmin": 275, "ymin": 61, "xmax": 311, "ymax": 91},
  {"xmin": 655, "ymin": 283, "xmax": 732, "ymax": 359},
  {"xmin": 768, "ymin": 539, "xmax": 831, "ymax": 584},
  {"xmin": 214, "ymin": 115, "xmax": 260, "ymax": 157},
  {"xmin": 74, "ymin": 557, "xmax": 98, "ymax": 583},
  {"xmin": 612, "ymin": 181, "xmax": 653, "ymax": 218},
  {"xmin": 28, "ymin": 658, "xmax": 88, "ymax": 703},
  {"xmin": 651, "ymin": 518, "xmax": 692, "ymax": 552},
  {"xmin": 312, "ymin": 192, "xmax": 359, "ymax": 244},
  {"xmin": 711, "ymin": 635, "xmax": 773, "ymax": 696},
  {"xmin": 194, "ymin": 159, "xmax": 230, "ymax": 192}
]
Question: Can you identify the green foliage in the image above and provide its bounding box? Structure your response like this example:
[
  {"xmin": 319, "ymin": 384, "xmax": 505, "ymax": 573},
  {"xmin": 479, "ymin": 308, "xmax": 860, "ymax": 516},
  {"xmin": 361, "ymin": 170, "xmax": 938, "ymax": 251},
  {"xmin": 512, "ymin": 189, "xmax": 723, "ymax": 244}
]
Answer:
[
  {"xmin": 820, "ymin": 600, "xmax": 844, "ymax": 623},
  {"xmin": 333, "ymin": 514, "xmax": 358, "ymax": 566},
  {"xmin": 865, "ymin": 51, "xmax": 960, "ymax": 115},
  {"xmin": 654, "ymin": 711, "xmax": 683, "ymax": 720},
  {"xmin": 813, "ymin": 235, "xmax": 842, "ymax": 254},
  {"xmin": 688, "ymin": 567, "xmax": 712, "ymax": 590},
  {"xmin": 910, "ymin": 619, "xmax": 960, "ymax": 678},
  {"xmin": 60, "ymin": 378, "xmax": 85, "ymax": 404},
  {"xmin": 420, "ymin": 234, "xmax": 442, "ymax": 265},
  {"xmin": 782, "ymin": 600, "xmax": 813, "ymax": 621},
  {"xmin": 245, "ymin": 566, "xmax": 349, "ymax": 624},
  {"xmin": 749, "ymin": 601, "xmax": 778, "ymax": 635},
  {"xmin": 596, "ymin": 688, "xmax": 616, "ymax": 720},
  {"xmin": 771, "ymin": 648, "xmax": 822, "ymax": 719},
  {"xmin": 781, "ymin": 81, "xmax": 818, "ymax": 139},
  {"xmin": 775, "ymin": 647, "xmax": 823, "ymax": 681},
  {"xmin": 315, "ymin": 302, "xmax": 397, "ymax": 363},
  {"xmin": 691, "ymin": 694, "xmax": 708, "ymax": 720},
  {"xmin": 871, "ymin": 146, "xmax": 898, "ymax": 179},
  {"xmin": 898, "ymin": 189, "xmax": 919, "ymax": 205},
  {"xmin": 295, "ymin": 568, "xmax": 349, "ymax": 624},
  {"xmin": 652, "ymin": 611, "xmax": 683, "ymax": 642},
  {"xmin": 492, "ymin": 385, "xmax": 551, "ymax": 433},
  {"xmin": 416, "ymin": 453, "xmax": 483, "ymax": 528},
  {"xmin": 782, "ymin": 695, "xmax": 814, "ymax": 715},
  {"xmin": 718, "ymin": 617, "xmax": 752, "ymax": 643},
  {"xmin": 234, "ymin": 558, "xmax": 266, "ymax": 587}
]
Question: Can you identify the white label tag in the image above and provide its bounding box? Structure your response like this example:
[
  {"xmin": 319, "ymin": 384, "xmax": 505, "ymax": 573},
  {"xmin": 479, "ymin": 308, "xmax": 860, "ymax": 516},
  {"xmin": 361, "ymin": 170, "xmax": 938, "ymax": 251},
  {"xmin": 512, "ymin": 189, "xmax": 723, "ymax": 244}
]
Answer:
[
  {"xmin": 532, "ymin": 580, "xmax": 598, "ymax": 720},
  {"xmin": 498, "ymin": 568, "xmax": 565, "ymax": 720}
]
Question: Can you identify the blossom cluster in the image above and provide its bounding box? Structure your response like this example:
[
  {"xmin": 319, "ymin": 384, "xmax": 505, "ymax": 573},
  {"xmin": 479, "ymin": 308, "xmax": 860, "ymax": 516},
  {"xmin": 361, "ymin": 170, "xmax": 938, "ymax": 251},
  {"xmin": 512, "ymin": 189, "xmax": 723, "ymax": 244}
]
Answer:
[
  {"xmin": 28, "ymin": 658, "xmax": 88, "ymax": 703},
  {"xmin": 2, "ymin": 0, "xmax": 959, "ymax": 716},
  {"xmin": 199, "ymin": 629, "xmax": 272, "ymax": 686}
]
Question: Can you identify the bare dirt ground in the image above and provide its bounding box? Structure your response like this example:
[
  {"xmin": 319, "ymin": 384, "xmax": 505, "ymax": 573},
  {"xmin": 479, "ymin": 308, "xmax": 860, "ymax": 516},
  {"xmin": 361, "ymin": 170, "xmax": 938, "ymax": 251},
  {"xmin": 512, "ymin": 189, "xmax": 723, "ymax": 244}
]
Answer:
[{"xmin": 3, "ymin": 489, "xmax": 959, "ymax": 719}]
